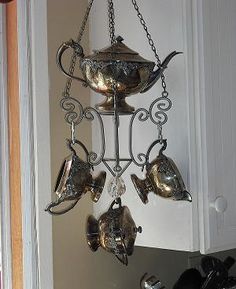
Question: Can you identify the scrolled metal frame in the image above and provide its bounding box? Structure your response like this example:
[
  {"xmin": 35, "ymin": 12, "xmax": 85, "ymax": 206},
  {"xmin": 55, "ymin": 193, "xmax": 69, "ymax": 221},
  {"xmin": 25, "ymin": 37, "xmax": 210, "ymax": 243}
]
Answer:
[
  {"xmin": 60, "ymin": 96, "xmax": 84, "ymax": 125},
  {"xmin": 60, "ymin": 95, "xmax": 106, "ymax": 167},
  {"xmin": 84, "ymin": 106, "xmax": 106, "ymax": 166},
  {"xmin": 149, "ymin": 96, "xmax": 172, "ymax": 126},
  {"xmin": 60, "ymin": 92, "xmax": 172, "ymax": 177},
  {"xmin": 129, "ymin": 108, "xmax": 149, "ymax": 168},
  {"xmin": 128, "ymin": 95, "xmax": 171, "ymax": 170}
]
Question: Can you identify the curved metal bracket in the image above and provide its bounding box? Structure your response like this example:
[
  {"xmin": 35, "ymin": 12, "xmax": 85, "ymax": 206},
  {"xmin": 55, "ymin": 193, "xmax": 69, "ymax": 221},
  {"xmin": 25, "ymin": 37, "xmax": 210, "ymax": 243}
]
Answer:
[{"xmin": 59, "ymin": 91, "xmax": 172, "ymax": 177}]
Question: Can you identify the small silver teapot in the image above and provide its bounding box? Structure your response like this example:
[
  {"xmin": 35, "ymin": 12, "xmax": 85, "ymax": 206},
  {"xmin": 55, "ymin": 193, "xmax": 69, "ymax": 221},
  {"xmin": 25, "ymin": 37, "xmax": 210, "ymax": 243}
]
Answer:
[
  {"xmin": 57, "ymin": 36, "xmax": 181, "ymax": 113},
  {"xmin": 131, "ymin": 140, "xmax": 192, "ymax": 204},
  {"xmin": 86, "ymin": 198, "xmax": 142, "ymax": 265},
  {"xmin": 45, "ymin": 140, "xmax": 106, "ymax": 215}
]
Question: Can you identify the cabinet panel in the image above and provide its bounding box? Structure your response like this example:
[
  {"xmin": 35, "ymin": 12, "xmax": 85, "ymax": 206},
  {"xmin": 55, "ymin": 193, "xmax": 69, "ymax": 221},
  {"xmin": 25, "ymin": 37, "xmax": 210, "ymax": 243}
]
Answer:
[{"xmin": 196, "ymin": 0, "xmax": 236, "ymax": 253}]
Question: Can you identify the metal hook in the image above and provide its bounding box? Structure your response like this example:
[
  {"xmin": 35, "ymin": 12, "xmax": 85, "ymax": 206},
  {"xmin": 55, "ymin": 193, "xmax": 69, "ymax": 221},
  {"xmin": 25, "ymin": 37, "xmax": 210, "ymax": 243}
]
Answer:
[
  {"xmin": 159, "ymin": 139, "xmax": 167, "ymax": 155},
  {"xmin": 109, "ymin": 197, "xmax": 122, "ymax": 210},
  {"xmin": 157, "ymin": 123, "xmax": 163, "ymax": 143},
  {"xmin": 66, "ymin": 138, "xmax": 90, "ymax": 157},
  {"xmin": 71, "ymin": 121, "xmax": 75, "ymax": 145},
  {"xmin": 145, "ymin": 139, "xmax": 167, "ymax": 163}
]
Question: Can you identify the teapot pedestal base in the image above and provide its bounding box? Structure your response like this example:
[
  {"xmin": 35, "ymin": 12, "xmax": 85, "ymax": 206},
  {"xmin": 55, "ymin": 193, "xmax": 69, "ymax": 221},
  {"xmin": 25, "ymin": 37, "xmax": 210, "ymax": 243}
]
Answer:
[{"xmin": 96, "ymin": 95, "xmax": 134, "ymax": 114}]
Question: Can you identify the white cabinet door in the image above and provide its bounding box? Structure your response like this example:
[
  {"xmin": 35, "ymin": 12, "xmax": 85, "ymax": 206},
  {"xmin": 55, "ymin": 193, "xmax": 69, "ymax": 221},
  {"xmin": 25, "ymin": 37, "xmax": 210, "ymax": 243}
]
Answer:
[{"xmin": 194, "ymin": 0, "xmax": 236, "ymax": 254}]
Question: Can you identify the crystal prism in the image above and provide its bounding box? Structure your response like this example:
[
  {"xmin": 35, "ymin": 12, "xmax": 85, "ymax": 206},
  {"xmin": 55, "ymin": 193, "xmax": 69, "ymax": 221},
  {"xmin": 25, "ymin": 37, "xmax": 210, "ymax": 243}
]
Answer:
[{"xmin": 107, "ymin": 176, "xmax": 126, "ymax": 198}]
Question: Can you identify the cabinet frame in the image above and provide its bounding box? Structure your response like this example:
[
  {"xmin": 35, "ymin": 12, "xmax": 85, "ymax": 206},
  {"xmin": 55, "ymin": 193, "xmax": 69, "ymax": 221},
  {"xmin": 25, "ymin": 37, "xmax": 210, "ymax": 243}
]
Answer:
[{"xmin": 0, "ymin": 1, "xmax": 53, "ymax": 288}]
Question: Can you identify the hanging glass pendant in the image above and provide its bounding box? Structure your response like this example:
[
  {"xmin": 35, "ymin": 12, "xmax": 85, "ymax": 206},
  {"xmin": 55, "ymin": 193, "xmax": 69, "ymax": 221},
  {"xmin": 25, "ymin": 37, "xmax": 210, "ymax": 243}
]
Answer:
[{"xmin": 107, "ymin": 176, "xmax": 126, "ymax": 198}]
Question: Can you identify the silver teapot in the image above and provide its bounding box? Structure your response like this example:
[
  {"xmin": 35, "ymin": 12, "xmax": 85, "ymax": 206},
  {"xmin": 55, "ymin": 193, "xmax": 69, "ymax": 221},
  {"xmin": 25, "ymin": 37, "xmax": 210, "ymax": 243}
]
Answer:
[
  {"xmin": 131, "ymin": 140, "xmax": 192, "ymax": 204},
  {"xmin": 57, "ymin": 36, "xmax": 181, "ymax": 113},
  {"xmin": 45, "ymin": 140, "xmax": 106, "ymax": 215},
  {"xmin": 86, "ymin": 198, "xmax": 142, "ymax": 265}
]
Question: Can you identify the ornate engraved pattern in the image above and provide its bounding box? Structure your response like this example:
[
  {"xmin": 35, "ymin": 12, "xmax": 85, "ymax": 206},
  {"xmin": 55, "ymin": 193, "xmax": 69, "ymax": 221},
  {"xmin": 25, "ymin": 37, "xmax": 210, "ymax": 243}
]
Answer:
[
  {"xmin": 157, "ymin": 160, "xmax": 172, "ymax": 176},
  {"xmin": 81, "ymin": 59, "xmax": 153, "ymax": 74}
]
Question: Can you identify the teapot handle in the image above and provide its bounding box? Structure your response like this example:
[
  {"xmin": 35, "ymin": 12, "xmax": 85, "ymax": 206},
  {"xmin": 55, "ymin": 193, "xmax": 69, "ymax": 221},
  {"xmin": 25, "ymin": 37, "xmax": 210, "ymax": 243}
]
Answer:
[
  {"xmin": 115, "ymin": 252, "xmax": 128, "ymax": 266},
  {"xmin": 56, "ymin": 39, "xmax": 88, "ymax": 86},
  {"xmin": 45, "ymin": 199, "xmax": 79, "ymax": 215},
  {"xmin": 146, "ymin": 139, "xmax": 167, "ymax": 164},
  {"xmin": 115, "ymin": 237, "xmax": 128, "ymax": 266},
  {"xmin": 67, "ymin": 138, "xmax": 89, "ymax": 157}
]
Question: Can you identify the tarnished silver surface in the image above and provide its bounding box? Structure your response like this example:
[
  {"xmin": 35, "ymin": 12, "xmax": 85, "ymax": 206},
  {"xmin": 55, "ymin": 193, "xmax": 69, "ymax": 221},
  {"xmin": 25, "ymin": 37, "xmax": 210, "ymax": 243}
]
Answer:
[
  {"xmin": 86, "ymin": 198, "xmax": 142, "ymax": 265},
  {"xmin": 57, "ymin": 36, "xmax": 180, "ymax": 113},
  {"xmin": 131, "ymin": 140, "xmax": 192, "ymax": 204},
  {"xmin": 45, "ymin": 140, "xmax": 106, "ymax": 215}
]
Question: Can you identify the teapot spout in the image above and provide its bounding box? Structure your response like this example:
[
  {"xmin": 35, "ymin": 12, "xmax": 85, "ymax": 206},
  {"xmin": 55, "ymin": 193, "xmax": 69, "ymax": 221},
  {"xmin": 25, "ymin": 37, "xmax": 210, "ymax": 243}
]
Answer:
[
  {"xmin": 181, "ymin": 190, "xmax": 192, "ymax": 202},
  {"xmin": 140, "ymin": 51, "xmax": 182, "ymax": 93}
]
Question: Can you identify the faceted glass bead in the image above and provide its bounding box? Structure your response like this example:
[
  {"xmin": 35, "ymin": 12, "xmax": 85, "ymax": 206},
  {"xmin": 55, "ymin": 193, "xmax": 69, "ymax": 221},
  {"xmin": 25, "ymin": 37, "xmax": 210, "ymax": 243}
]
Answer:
[{"xmin": 107, "ymin": 176, "xmax": 126, "ymax": 198}]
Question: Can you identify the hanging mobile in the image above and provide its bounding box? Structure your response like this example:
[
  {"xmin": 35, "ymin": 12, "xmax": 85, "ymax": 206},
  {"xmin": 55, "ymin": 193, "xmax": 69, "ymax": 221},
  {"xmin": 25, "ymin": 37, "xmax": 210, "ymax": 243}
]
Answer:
[{"xmin": 45, "ymin": 0, "xmax": 192, "ymax": 265}]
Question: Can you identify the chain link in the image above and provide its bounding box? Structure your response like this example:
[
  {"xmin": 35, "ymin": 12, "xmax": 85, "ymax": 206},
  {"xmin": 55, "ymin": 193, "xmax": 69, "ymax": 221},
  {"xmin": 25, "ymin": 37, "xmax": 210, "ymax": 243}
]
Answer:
[
  {"xmin": 63, "ymin": 0, "xmax": 95, "ymax": 97},
  {"xmin": 108, "ymin": 0, "xmax": 116, "ymax": 45},
  {"xmin": 131, "ymin": 0, "xmax": 169, "ymax": 139},
  {"xmin": 131, "ymin": 0, "xmax": 168, "ymax": 95}
]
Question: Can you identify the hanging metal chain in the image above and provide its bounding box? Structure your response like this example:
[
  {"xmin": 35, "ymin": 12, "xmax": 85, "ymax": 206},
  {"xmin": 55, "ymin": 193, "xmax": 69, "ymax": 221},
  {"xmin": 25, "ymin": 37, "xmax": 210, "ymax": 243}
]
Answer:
[
  {"xmin": 131, "ymin": 0, "xmax": 170, "ymax": 143},
  {"xmin": 131, "ymin": 0, "xmax": 168, "ymax": 96},
  {"xmin": 63, "ymin": 0, "xmax": 95, "ymax": 97},
  {"xmin": 108, "ymin": 0, "xmax": 116, "ymax": 45}
]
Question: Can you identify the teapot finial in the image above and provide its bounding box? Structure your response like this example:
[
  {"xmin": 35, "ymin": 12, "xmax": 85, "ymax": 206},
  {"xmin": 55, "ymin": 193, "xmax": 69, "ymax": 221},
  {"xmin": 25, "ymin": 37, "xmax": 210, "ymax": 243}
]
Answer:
[{"xmin": 116, "ymin": 35, "xmax": 124, "ymax": 43}]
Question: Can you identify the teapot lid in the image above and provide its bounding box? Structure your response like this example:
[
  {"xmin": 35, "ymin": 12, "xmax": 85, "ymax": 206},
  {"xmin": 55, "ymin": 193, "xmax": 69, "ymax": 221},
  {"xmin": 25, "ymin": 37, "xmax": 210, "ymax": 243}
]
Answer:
[
  {"xmin": 96, "ymin": 36, "xmax": 139, "ymax": 55},
  {"xmin": 85, "ymin": 36, "xmax": 154, "ymax": 63}
]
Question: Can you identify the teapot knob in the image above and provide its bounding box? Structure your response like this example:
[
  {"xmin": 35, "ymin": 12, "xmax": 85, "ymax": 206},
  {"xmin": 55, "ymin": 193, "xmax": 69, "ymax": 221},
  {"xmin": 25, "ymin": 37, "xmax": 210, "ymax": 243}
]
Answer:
[
  {"xmin": 211, "ymin": 196, "xmax": 228, "ymax": 213},
  {"xmin": 116, "ymin": 35, "xmax": 124, "ymax": 43},
  {"xmin": 135, "ymin": 226, "xmax": 142, "ymax": 234}
]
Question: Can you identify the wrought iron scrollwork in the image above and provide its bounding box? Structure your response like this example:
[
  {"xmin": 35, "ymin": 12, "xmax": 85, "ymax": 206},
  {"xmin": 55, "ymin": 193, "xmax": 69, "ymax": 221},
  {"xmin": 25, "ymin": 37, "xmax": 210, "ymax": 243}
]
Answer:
[
  {"xmin": 60, "ymin": 96, "xmax": 106, "ymax": 167},
  {"xmin": 60, "ymin": 92, "xmax": 172, "ymax": 176},
  {"xmin": 83, "ymin": 107, "xmax": 106, "ymax": 166},
  {"xmin": 129, "ymin": 108, "xmax": 149, "ymax": 167},
  {"xmin": 149, "ymin": 96, "xmax": 172, "ymax": 127},
  {"xmin": 60, "ymin": 96, "xmax": 84, "ymax": 125},
  {"xmin": 129, "ymin": 94, "xmax": 172, "ymax": 169}
]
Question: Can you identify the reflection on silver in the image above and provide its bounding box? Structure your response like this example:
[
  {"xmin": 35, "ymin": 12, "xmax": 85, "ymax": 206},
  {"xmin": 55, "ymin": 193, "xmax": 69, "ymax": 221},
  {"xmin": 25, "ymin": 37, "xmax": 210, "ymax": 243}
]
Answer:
[
  {"xmin": 131, "ymin": 140, "xmax": 192, "ymax": 204},
  {"xmin": 86, "ymin": 198, "xmax": 142, "ymax": 265},
  {"xmin": 57, "ymin": 36, "xmax": 180, "ymax": 113},
  {"xmin": 45, "ymin": 140, "xmax": 106, "ymax": 215}
]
